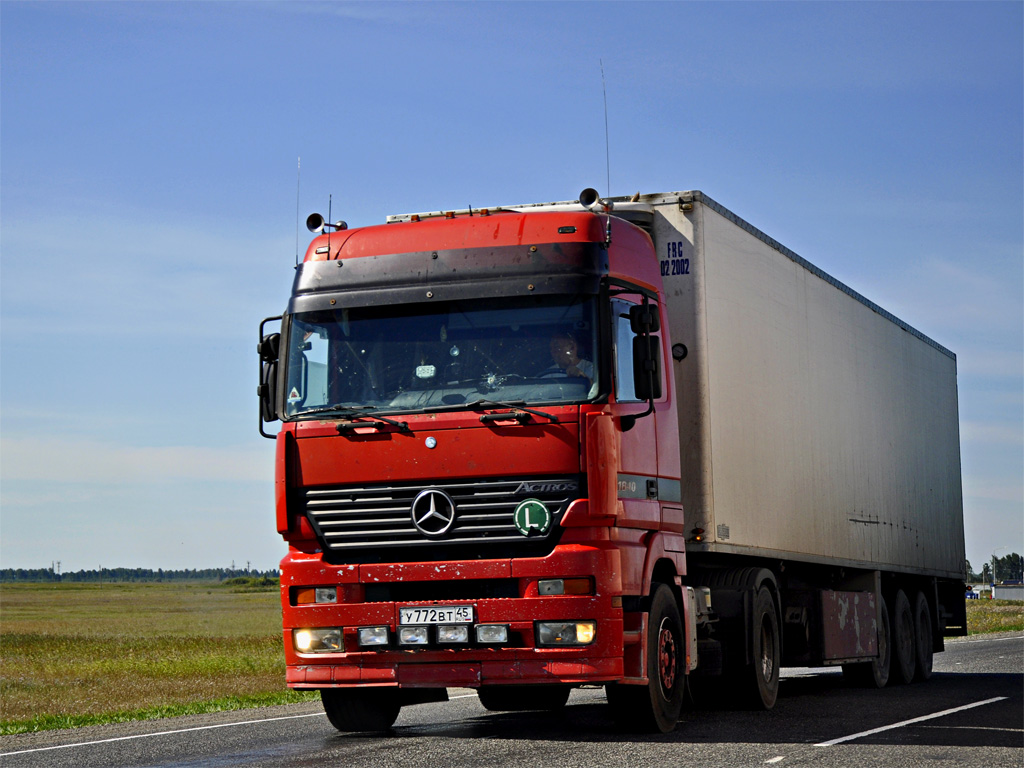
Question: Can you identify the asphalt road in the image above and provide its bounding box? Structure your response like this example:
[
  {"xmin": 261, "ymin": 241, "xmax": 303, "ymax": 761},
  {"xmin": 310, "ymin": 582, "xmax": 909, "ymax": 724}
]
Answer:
[{"xmin": 2, "ymin": 634, "xmax": 1020, "ymax": 768}]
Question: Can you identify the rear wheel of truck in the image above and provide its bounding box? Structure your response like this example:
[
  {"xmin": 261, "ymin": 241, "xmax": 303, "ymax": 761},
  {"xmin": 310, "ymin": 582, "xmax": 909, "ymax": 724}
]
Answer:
[
  {"xmin": 320, "ymin": 688, "xmax": 401, "ymax": 732},
  {"xmin": 477, "ymin": 685, "xmax": 571, "ymax": 711},
  {"xmin": 744, "ymin": 586, "xmax": 781, "ymax": 709},
  {"xmin": 842, "ymin": 593, "xmax": 891, "ymax": 688},
  {"xmin": 889, "ymin": 589, "xmax": 917, "ymax": 685},
  {"xmin": 913, "ymin": 591, "xmax": 934, "ymax": 682},
  {"xmin": 606, "ymin": 583, "xmax": 685, "ymax": 733}
]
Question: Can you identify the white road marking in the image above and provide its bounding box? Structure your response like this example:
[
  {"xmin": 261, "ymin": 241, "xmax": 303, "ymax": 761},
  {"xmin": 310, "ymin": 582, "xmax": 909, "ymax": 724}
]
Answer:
[
  {"xmin": 2, "ymin": 692, "xmax": 483, "ymax": 756},
  {"xmin": 0, "ymin": 711, "xmax": 326, "ymax": 757},
  {"xmin": 814, "ymin": 697, "xmax": 1008, "ymax": 746}
]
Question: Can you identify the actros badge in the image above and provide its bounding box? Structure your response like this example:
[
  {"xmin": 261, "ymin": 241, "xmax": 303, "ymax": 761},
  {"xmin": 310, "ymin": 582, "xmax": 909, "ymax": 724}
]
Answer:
[{"xmin": 411, "ymin": 489, "xmax": 457, "ymax": 537}]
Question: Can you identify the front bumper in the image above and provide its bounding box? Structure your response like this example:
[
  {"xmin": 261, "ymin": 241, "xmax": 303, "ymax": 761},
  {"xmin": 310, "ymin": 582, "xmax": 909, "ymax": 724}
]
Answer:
[{"xmin": 280, "ymin": 544, "xmax": 624, "ymax": 688}]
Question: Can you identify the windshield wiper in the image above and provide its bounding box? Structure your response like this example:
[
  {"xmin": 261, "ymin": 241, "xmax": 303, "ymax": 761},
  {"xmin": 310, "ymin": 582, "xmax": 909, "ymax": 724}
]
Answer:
[
  {"xmin": 467, "ymin": 398, "xmax": 558, "ymax": 424},
  {"xmin": 294, "ymin": 404, "xmax": 410, "ymax": 432},
  {"xmin": 335, "ymin": 413, "xmax": 410, "ymax": 433},
  {"xmin": 295, "ymin": 404, "xmax": 377, "ymax": 419}
]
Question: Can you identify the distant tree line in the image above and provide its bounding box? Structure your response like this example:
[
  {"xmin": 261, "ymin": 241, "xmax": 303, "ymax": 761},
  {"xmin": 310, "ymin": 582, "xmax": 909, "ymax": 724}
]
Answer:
[
  {"xmin": 0, "ymin": 567, "xmax": 280, "ymax": 583},
  {"xmin": 966, "ymin": 553, "xmax": 1023, "ymax": 583}
]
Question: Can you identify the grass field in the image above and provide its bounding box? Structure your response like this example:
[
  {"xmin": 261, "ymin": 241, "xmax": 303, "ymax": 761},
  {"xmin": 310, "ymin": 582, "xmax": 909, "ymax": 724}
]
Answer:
[
  {"xmin": 965, "ymin": 598, "xmax": 1024, "ymax": 634},
  {"xmin": 1, "ymin": 582, "xmax": 1021, "ymax": 734},
  {"xmin": 0, "ymin": 581, "xmax": 316, "ymax": 734}
]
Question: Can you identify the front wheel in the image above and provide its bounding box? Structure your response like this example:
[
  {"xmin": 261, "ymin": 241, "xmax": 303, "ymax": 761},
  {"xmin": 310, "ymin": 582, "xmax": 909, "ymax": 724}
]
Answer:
[
  {"xmin": 606, "ymin": 583, "xmax": 685, "ymax": 733},
  {"xmin": 320, "ymin": 688, "xmax": 401, "ymax": 733}
]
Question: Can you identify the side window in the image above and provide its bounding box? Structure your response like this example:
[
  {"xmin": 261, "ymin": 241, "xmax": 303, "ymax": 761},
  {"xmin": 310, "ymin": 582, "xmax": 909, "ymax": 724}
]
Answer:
[
  {"xmin": 612, "ymin": 298, "xmax": 640, "ymax": 402},
  {"xmin": 286, "ymin": 325, "xmax": 329, "ymax": 412}
]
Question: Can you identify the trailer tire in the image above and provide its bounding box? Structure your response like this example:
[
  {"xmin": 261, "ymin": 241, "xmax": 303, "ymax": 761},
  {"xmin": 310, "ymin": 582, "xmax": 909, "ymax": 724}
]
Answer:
[
  {"xmin": 842, "ymin": 593, "xmax": 891, "ymax": 688},
  {"xmin": 320, "ymin": 688, "xmax": 401, "ymax": 732},
  {"xmin": 913, "ymin": 591, "xmax": 934, "ymax": 682},
  {"xmin": 606, "ymin": 584, "xmax": 684, "ymax": 733},
  {"xmin": 889, "ymin": 589, "xmax": 916, "ymax": 685},
  {"xmin": 745, "ymin": 586, "xmax": 781, "ymax": 709},
  {"xmin": 477, "ymin": 685, "xmax": 571, "ymax": 711}
]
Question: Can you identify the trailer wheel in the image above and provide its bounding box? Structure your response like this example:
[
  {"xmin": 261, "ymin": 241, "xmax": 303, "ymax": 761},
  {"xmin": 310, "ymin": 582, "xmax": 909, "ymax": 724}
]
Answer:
[
  {"xmin": 746, "ymin": 586, "xmax": 781, "ymax": 709},
  {"xmin": 606, "ymin": 583, "xmax": 684, "ymax": 732},
  {"xmin": 889, "ymin": 589, "xmax": 916, "ymax": 685},
  {"xmin": 913, "ymin": 591, "xmax": 933, "ymax": 682},
  {"xmin": 843, "ymin": 593, "xmax": 891, "ymax": 688},
  {"xmin": 320, "ymin": 688, "xmax": 401, "ymax": 732},
  {"xmin": 477, "ymin": 685, "xmax": 571, "ymax": 711}
]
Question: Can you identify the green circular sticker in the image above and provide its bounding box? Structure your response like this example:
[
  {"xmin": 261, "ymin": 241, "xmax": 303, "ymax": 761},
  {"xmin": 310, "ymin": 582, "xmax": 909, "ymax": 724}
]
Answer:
[{"xmin": 513, "ymin": 499, "xmax": 551, "ymax": 536}]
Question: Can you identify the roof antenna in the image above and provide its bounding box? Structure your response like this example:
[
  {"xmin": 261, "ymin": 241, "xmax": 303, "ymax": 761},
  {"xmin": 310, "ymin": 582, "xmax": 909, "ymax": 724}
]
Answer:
[
  {"xmin": 600, "ymin": 59, "xmax": 611, "ymax": 198},
  {"xmin": 295, "ymin": 157, "xmax": 301, "ymax": 267}
]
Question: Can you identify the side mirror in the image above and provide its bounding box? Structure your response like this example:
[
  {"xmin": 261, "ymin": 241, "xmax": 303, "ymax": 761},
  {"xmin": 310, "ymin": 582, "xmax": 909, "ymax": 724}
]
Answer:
[
  {"xmin": 629, "ymin": 304, "xmax": 660, "ymax": 333},
  {"xmin": 257, "ymin": 325, "xmax": 281, "ymax": 438},
  {"xmin": 259, "ymin": 360, "xmax": 278, "ymax": 424},
  {"xmin": 258, "ymin": 332, "xmax": 280, "ymax": 363},
  {"xmin": 632, "ymin": 336, "xmax": 662, "ymax": 401}
]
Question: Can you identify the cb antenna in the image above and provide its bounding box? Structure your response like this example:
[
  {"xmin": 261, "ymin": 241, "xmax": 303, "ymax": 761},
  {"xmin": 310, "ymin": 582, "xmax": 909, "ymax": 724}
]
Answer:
[
  {"xmin": 295, "ymin": 157, "xmax": 301, "ymax": 266},
  {"xmin": 600, "ymin": 59, "xmax": 610, "ymax": 198}
]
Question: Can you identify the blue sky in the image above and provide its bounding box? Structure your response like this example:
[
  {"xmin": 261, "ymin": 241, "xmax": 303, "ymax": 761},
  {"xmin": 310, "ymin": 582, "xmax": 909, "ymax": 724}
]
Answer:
[{"xmin": 1, "ymin": 1, "xmax": 1021, "ymax": 574}]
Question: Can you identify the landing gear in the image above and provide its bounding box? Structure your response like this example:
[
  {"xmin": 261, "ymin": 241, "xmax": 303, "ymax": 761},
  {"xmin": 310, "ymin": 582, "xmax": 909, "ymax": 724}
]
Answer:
[
  {"xmin": 607, "ymin": 583, "xmax": 685, "ymax": 733},
  {"xmin": 320, "ymin": 688, "xmax": 401, "ymax": 732}
]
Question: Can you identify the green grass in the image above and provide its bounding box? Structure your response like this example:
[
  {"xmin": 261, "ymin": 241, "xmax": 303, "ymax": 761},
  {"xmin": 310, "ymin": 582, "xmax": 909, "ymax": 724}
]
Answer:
[
  {"xmin": 965, "ymin": 598, "xmax": 1024, "ymax": 634},
  {"xmin": 0, "ymin": 582, "xmax": 316, "ymax": 734}
]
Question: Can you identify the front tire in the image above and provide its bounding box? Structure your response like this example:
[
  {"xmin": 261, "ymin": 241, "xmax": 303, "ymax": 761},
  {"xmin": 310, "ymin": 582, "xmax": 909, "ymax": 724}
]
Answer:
[
  {"xmin": 606, "ymin": 583, "xmax": 685, "ymax": 733},
  {"xmin": 320, "ymin": 688, "xmax": 401, "ymax": 733}
]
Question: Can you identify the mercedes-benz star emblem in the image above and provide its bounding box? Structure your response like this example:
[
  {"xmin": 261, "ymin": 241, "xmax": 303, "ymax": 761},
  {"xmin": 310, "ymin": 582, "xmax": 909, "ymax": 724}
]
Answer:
[{"xmin": 411, "ymin": 489, "xmax": 457, "ymax": 537}]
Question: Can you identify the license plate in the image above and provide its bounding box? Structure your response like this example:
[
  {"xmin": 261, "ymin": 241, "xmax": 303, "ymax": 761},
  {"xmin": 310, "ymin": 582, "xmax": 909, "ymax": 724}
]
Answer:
[{"xmin": 399, "ymin": 605, "xmax": 473, "ymax": 625}]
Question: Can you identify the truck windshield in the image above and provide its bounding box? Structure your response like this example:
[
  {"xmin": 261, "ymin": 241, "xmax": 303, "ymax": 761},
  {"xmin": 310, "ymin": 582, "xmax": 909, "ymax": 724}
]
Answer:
[{"xmin": 283, "ymin": 294, "xmax": 599, "ymax": 418}]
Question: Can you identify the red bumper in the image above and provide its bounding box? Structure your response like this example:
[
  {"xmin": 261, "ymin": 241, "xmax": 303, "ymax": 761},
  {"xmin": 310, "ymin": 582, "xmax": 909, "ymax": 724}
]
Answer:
[{"xmin": 280, "ymin": 544, "xmax": 625, "ymax": 689}]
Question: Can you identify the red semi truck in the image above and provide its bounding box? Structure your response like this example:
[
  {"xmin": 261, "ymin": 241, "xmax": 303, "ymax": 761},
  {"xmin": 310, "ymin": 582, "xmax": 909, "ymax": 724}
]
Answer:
[{"xmin": 258, "ymin": 189, "xmax": 966, "ymax": 733}]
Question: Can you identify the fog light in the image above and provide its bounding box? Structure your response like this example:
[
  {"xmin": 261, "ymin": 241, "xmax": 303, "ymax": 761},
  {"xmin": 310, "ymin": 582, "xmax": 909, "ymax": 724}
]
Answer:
[
  {"xmin": 399, "ymin": 626, "xmax": 429, "ymax": 645},
  {"xmin": 437, "ymin": 625, "xmax": 470, "ymax": 644},
  {"xmin": 357, "ymin": 626, "xmax": 389, "ymax": 647},
  {"xmin": 292, "ymin": 628, "xmax": 342, "ymax": 652},
  {"xmin": 536, "ymin": 621, "xmax": 596, "ymax": 646},
  {"xmin": 475, "ymin": 624, "xmax": 509, "ymax": 644}
]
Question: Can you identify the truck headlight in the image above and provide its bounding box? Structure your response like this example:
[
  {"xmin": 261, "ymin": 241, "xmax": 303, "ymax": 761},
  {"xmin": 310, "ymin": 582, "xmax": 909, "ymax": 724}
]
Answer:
[
  {"xmin": 293, "ymin": 628, "xmax": 343, "ymax": 652},
  {"xmin": 398, "ymin": 626, "xmax": 429, "ymax": 645},
  {"xmin": 475, "ymin": 625, "xmax": 510, "ymax": 644},
  {"xmin": 357, "ymin": 626, "xmax": 390, "ymax": 647},
  {"xmin": 437, "ymin": 624, "xmax": 470, "ymax": 644},
  {"xmin": 536, "ymin": 621, "xmax": 596, "ymax": 646}
]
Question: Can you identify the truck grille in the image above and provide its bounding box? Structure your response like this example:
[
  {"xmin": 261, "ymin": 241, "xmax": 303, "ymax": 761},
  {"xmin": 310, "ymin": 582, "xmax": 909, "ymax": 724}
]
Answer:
[{"xmin": 299, "ymin": 476, "xmax": 581, "ymax": 562}]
